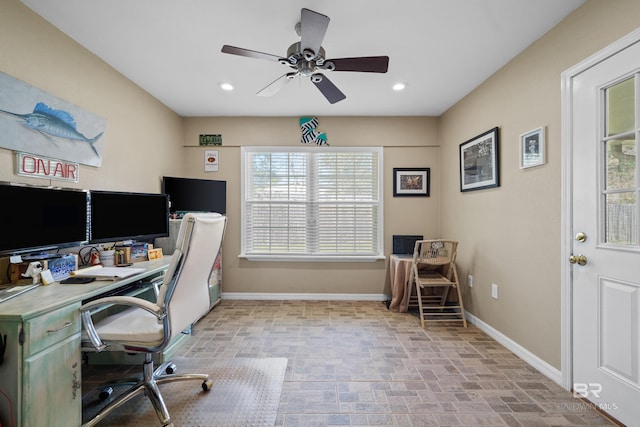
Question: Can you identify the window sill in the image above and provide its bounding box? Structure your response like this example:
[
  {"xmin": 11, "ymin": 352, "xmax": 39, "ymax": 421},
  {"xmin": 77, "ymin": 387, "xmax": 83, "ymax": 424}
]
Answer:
[{"xmin": 239, "ymin": 254, "xmax": 386, "ymax": 262}]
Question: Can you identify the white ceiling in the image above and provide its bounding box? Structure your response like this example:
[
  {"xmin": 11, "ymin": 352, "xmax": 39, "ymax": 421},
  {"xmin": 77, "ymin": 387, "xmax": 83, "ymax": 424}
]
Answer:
[{"xmin": 21, "ymin": 0, "xmax": 585, "ymax": 117}]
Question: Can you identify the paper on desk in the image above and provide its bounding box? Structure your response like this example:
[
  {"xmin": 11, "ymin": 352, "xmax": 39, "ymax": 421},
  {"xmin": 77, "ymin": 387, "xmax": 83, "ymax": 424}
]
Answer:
[{"xmin": 71, "ymin": 266, "xmax": 145, "ymax": 279}]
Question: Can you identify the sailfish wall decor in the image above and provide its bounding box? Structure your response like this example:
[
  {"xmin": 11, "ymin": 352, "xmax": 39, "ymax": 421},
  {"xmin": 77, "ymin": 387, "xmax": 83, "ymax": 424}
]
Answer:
[{"xmin": 0, "ymin": 71, "xmax": 106, "ymax": 167}]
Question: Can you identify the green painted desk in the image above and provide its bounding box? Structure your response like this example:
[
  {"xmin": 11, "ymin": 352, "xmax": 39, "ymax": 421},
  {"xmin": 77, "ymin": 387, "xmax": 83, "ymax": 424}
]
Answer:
[{"xmin": 0, "ymin": 257, "xmax": 172, "ymax": 427}]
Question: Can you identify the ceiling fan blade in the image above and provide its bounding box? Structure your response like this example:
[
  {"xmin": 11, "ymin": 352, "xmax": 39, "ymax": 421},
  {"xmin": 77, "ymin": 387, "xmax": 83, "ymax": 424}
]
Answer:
[
  {"xmin": 256, "ymin": 73, "xmax": 296, "ymax": 97},
  {"xmin": 221, "ymin": 45, "xmax": 282, "ymax": 62},
  {"xmin": 328, "ymin": 56, "xmax": 389, "ymax": 73},
  {"xmin": 311, "ymin": 74, "xmax": 346, "ymax": 104},
  {"xmin": 300, "ymin": 8, "xmax": 330, "ymax": 59}
]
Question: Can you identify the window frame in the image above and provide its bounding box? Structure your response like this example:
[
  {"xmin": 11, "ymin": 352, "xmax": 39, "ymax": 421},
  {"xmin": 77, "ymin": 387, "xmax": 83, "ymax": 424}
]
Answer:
[{"xmin": 240, "ymin": 146, "xmax": 385, "ymax": 262}]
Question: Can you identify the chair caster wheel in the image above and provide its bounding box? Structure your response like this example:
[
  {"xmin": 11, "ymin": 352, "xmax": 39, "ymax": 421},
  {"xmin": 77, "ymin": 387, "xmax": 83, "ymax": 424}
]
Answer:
[
  {"xmin": 165, "ymin": 363, "xmax": 177, "ymax": 374},
  {"xmin": 202, "ymin": 379, "xmax": 213, "ymax": 391},
  {"xmin": 98, "ymin": 386, "xmax": 113, "ymax": 400}
]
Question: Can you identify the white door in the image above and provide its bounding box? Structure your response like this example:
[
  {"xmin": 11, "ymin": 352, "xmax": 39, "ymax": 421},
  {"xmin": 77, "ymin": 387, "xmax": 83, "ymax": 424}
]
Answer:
[{"xmin": 571, "ymin": 38, "xmax": 640, "ymax": 426}]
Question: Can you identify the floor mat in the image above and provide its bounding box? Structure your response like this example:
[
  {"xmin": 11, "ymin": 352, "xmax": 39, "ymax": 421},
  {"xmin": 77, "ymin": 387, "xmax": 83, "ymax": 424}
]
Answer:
[{"xmin": 82, "ymin": 357, "xmax": 288, "ymax": 426}]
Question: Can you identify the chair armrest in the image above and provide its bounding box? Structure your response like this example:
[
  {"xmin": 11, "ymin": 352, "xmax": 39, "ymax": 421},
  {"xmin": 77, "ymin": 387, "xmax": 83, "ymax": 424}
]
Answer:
[
  {"xmin": 80, "ymin": 295, "xmax": 162, "ymax": 317},
  {"xmin": 80, "ymin": 296, "xmax": 164, "ymax": 351}
]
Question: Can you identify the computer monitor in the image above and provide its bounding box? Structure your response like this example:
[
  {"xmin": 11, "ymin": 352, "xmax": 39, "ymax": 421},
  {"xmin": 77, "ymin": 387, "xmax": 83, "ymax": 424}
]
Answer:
[
  {"xmin": 162, "ymin": 176, "xmax": 226, "ymax": 215},
  {"xmin": 392, "ymin": 235, "xmax": 424, "ymax": 255},
  {"xmin": 89, "ymin": 190, "xmax": 169, "ymax": 243},
  {"xmin": 0, "ymin": 182, "xmax": 89, "ymax": 256}
]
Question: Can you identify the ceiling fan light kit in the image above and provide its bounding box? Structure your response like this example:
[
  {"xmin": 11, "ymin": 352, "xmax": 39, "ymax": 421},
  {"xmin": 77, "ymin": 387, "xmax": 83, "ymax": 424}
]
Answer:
[{"xmin": 221, "ymin": 8, "xmax": 389, "ymax": 104}]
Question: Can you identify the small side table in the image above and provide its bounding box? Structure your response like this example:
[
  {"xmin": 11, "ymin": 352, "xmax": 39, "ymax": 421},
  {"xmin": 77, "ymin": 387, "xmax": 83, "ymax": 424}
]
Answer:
[{"xmin": 388, "ymin": 254, "xmax": 414, "ymax": 313}]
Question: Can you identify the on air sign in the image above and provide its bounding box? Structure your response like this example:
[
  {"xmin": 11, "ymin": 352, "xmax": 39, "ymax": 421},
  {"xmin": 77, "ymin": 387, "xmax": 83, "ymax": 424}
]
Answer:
[{"xmin": 16, "ymin": 152, "xmax": 79, "ymax": 182}]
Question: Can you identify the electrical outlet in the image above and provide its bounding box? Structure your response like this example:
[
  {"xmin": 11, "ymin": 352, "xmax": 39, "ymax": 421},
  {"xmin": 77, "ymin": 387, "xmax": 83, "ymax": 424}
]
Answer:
[
  {"xmin": 491, "ymin": 283, "xmax": 499, "ymax": 299},
  {"xmin": 467, "ymin": 275, "xmax": 473, "ymax": 287}
]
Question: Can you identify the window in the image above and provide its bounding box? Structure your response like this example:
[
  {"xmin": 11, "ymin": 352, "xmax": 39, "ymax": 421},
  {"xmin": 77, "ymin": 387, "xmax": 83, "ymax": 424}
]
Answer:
[
  {"xmin": 241, "ymin": 146, "xmax": 384, "ymax": 261},
  {"xmin": 602, "ymin": 76, "xmax": 638, "ymax": 246}
]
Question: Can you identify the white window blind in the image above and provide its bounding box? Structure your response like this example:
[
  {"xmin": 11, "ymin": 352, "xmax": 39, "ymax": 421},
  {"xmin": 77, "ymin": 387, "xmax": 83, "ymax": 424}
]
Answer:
[{"xmin": 241, "ymin": 146, "xmax": 384, "ymax": 261}]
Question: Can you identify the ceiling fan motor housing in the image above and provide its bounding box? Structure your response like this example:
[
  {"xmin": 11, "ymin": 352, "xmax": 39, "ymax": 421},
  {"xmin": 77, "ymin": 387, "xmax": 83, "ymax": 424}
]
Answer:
[{"xmin": 282, "ymin": 42, "xmax": 333, "ymax": 76}]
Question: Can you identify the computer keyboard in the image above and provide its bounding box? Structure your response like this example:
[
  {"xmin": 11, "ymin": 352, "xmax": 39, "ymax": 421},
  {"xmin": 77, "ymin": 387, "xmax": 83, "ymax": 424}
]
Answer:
[{"xmin": 0, "ymin": 284, "xmax": 40, "ymax": 303}]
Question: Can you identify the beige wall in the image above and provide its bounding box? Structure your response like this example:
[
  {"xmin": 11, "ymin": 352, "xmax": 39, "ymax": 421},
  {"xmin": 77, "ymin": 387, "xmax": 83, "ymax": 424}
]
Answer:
[
  {"xmin": 439, "ymin": 0, "xmax": 640, "ymax": 369},
  {"xmin": 182, "ymin": 117, "xmax": 440, "ymax": 295},
  {"xmin": 0, "ymin": 0, "xmax": 185, "ymax": 191},
  {"xmin": 0, "ymin": 1, "xmax": 441, "ymax": 297},
  {"xmin": 4, "ymin": 0, "xmax": 639, "ymax": 371}
]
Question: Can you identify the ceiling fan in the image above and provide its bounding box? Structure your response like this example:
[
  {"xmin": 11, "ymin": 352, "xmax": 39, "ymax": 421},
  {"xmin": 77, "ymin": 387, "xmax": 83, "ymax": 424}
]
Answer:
[{"xmin": 221, "ymin": 8, "xmax": 389, "ymax": 104}]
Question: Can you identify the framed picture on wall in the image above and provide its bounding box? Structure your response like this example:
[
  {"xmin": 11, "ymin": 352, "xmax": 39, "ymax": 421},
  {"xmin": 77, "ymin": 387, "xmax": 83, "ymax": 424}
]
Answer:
[
  {"xmin": 459, "ymin": 127, "xmax": 500, "ymax": 192},
  {"xmin": 520, "ymin": 126, "xmax": 546, "ymax": 169},
  {"xmin": 393, "ymin": 168, "xmax": 430, "ymax": 197}
]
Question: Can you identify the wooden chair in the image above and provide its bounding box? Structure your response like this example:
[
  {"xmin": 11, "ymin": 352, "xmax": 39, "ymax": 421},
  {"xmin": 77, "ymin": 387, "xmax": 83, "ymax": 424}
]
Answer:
[{"xmin": 408, "ymin": 240, "xmax": 467, "ymax": 328}]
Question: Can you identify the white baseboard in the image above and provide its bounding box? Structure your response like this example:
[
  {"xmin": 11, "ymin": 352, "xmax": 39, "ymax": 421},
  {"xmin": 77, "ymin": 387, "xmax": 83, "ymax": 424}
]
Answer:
[
  {"xmin": 465, "ymin": 312, "xmax": 563, "ymax": 387},
  {"xmin": 221, "ymin": 292, "xmax": 390, "ymax": 301}
]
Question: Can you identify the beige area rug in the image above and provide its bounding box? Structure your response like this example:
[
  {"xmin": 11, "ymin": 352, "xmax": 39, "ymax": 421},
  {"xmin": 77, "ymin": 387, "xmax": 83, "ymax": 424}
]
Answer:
[{"xmin": 82, "ymin": 357, "xmax": 288, "ymax": 426}]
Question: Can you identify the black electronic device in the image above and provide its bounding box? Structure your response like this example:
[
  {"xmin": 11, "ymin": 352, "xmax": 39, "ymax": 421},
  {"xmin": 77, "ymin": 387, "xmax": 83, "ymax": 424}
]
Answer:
[
  {"xmin": 89, "ymin": 190, "xmax": 169, "ymax": 243},
  {"xmin": 392, "ymin": 235, "xmax": 424, "ymax": 255},
  {"xmin": 0, "ymin": 182, "xmax": 89, "ymax": 256},
  {"xmin": 61, "ymin": 276, "xmax": 95, "ymax": 284},
  {"xmin": 162, "ymin": 176, "xmax": 226, "ymax": 215},
  {"xmin": 0, "ymin": 333, "xmax": 6, "ymax": 365}
]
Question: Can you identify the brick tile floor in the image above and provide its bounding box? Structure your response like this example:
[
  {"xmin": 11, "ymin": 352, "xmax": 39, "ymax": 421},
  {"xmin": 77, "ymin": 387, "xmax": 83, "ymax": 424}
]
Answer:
[{"xmin": 176, "ymin": 300, "xmax": 618, "ymax": 427}]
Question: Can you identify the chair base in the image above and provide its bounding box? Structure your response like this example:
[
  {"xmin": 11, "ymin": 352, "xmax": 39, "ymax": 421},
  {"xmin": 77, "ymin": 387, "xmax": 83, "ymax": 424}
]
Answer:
[
  {"xmin": 83, "ymin": 353, "xmax": 212, "ymax": 427},
  {"xmin": 415, "ymin": 304, "xmax": 467, "ymax": 327},
  {"xmin": 415, "ymin": 282, "xmax": 467, "ymax": 328}
]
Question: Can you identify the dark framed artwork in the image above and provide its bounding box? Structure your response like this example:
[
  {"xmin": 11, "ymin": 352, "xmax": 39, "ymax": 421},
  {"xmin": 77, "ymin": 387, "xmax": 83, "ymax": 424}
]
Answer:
[
  {"xmin": 459, "ymin": 127, "xmax": 500, "ymax": 192},
  {"xmin": 393, "ymin": 168, "xmax": 430, "ymax": 197}
]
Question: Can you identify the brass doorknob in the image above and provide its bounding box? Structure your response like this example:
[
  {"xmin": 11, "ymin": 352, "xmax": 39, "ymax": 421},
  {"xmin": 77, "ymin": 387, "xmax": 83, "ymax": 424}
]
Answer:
[{"xmin": 569, "ymin": 254, "xmax": 587, "ymax": 266}]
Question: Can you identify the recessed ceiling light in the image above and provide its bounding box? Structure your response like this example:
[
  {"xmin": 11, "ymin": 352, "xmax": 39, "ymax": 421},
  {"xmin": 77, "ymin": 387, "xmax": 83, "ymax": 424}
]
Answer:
[
  {"xmin": 220, "ymin": 83, "xmax": 234, "ymax": 91},
  {"xmin": 393, "ymin": 83, "xmax": 406, "ymax": 91}
]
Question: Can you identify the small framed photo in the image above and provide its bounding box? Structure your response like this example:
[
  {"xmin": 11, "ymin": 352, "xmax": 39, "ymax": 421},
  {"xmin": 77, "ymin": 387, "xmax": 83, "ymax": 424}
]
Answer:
[
  {"xmin": 459, "ymin": 127, "xmax": 500, "ymax": 192},
  {"xmin": 520, "ymin": 127, "xmax": 545, "ymax": 169},
  {"xmin": 147, "ymin": 248, "xmax": 163, "ymax": 260},
  {"xmin": 393, "ymin": 168, "xmax": 430, "ymax": 197}
]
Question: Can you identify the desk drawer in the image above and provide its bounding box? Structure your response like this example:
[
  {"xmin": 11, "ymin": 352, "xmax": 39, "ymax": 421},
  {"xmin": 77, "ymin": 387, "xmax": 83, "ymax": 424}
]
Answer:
[{"xmin": 23, "ymin": 302, "xmax": 81, "ymax": 356}]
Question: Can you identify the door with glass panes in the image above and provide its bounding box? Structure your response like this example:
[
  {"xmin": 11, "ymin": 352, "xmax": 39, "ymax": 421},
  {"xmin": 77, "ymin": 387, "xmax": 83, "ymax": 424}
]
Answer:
[{"xmin": 571, "ymin": 38, "xmax": 640, "ymax": 426}]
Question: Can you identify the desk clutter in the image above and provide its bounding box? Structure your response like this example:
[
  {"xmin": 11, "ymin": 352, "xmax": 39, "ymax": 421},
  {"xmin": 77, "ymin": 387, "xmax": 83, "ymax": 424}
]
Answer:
[
  {"xmin": 8, "ymin": 253, "xmax": 78, "ymax": 284},
  {"xmin": 96, "ymin": 242, "xmax": 161, "ymax": 267},
  {"xmin": 2, "ymin": 243, "xmax": 163, "ymax": 287}
]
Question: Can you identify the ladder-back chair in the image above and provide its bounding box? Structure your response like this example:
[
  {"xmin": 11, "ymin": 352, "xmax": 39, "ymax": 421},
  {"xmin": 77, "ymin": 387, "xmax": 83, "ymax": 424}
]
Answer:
[{"xmin": 408, "ymin": 240, "xmax": 467, "ymax": 328}]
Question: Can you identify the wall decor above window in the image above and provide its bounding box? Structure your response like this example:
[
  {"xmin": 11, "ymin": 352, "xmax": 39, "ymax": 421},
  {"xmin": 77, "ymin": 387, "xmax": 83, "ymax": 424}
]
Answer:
[
  {"xmin": 459, "ymin": 127, "xmax": 500, "ymax": 192},
  {"xmin": 300, "ymin": 117, "xmax": 328, "ymax": 145}
]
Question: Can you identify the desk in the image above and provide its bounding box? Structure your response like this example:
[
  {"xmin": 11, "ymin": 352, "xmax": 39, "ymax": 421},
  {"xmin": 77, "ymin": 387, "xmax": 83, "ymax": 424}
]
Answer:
[
  {"xmin": 0, "ymin": 257, "xmax": 171, "ymax": 427},
  {"xmin": 388, "ymin": 254, "xmax": 413, "ymax": 313}
]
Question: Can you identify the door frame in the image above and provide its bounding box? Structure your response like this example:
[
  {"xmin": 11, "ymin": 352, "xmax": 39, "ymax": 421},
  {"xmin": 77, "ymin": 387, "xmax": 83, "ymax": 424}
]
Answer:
[{"xmin": 560, "ymin": 27, "xmax": 640, "ymax": 391}]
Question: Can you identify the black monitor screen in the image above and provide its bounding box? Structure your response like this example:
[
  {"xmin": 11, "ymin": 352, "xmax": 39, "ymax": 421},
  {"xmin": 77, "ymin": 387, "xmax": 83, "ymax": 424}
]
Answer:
[
  {"xmin": 162, "ymin": 176, "xmax": 226, "ymax": 214},
  {"xmin": 0, "ymin": 183, "xmax": 89, "ymax": 256},
  {"xmin": 90, "ymin": 191, "xmax": 169, "ymax": 243}
]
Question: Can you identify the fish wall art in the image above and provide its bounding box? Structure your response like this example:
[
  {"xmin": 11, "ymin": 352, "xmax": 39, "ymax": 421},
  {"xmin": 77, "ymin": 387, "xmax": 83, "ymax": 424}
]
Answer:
[{"xmin": 0, "ymin": 71, "xmax": 106, "ymax": 167}]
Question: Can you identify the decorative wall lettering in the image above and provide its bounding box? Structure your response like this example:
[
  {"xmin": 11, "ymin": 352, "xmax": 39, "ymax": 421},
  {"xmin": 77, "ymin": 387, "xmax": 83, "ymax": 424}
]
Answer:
[{"xmin": 16, "ymin": 152, "xmax": 79, "ymax": 182}]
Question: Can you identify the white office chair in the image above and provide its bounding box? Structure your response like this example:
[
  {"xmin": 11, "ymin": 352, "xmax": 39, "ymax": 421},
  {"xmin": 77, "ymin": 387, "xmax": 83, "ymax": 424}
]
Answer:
[{"xmin": 80, "ymin": 212, "xmax": 227, "ymax": 427}]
